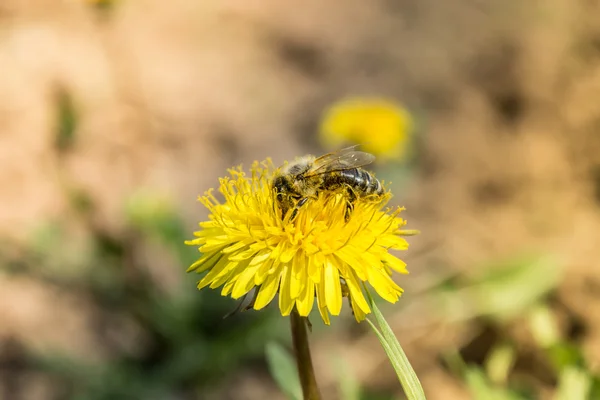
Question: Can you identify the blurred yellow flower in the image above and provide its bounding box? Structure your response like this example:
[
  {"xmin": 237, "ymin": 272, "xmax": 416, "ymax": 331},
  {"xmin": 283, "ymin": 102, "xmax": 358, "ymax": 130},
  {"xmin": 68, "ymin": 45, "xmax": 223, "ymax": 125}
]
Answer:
[
  {"xmin": 319, "ymin": 97, "xmax": 413, "ymax": 161},
  {"xmin": 185, "ymin": 160, "xmax": 416, "ymax": 324}
]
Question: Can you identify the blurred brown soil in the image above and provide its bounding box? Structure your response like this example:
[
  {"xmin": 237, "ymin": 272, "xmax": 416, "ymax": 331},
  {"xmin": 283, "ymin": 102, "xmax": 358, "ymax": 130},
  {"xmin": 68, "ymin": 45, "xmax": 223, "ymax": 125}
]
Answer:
[{"xmin": 1, "ymin": 0, "xmax": 600, "ymax": 398}]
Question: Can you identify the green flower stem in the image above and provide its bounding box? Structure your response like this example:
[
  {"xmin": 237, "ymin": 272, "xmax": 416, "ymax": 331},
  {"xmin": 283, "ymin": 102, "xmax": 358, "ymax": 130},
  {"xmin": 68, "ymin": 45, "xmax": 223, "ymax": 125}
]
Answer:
[{"xmin": 290, "ymin": 309, "xmax": 322, "ymax": 400}]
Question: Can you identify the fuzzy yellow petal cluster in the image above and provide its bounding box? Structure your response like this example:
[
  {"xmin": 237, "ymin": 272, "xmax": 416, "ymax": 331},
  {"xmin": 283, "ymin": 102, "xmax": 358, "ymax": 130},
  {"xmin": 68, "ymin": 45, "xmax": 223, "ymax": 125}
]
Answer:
[
  {"xmin": 319, "ymin": 97, "xmax": 413, "ymax": 161},
  {"xmin": 186, "ymin": 160, "xmax": 415, "ymax": 324}
]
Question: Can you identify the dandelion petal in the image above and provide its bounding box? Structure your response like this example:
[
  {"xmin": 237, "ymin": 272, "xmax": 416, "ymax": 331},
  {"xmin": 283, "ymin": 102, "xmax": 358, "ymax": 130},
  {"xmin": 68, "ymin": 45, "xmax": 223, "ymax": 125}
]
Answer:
[
  {"xmin": 295, "ymin": 279, "xmax": 315, "ymax": 316},
  {"xmin": 254, "ymin": 272, "xmax": 281, "ymax": 310},
  {"xmin": 324, "ymin": 259, "xmax": 342, "ymax": 315},
  {"xmin": 345, "ymin": 270, "xmax": 371, "ymax": 314},
  {"xmin": 231, "ymin": 264, "xmax": 260, "ymax": 299},
  {"xmin": 278, "ymin": 265, "xmax": 295, "ymax": 316}
]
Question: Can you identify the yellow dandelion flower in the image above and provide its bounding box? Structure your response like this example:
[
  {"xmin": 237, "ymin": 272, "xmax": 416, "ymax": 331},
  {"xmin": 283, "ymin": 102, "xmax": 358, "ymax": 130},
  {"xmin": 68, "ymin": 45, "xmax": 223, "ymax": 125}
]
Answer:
[
  {"xmin": 319, "ymin": 97, "xmax": 413, "ymax": 161},
  {"xmin": 185, "ymin": 159, "xmax": 416, "ymax": 324}
]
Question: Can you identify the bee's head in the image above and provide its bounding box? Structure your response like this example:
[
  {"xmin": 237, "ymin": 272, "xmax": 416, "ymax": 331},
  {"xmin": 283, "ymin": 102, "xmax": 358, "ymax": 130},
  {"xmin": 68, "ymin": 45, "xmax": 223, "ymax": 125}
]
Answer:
[
  {"xmin": 272, "ymin": 173, "xmax": 293, "ymax": 196},
  {"xmin": 272, "ymin": 173, "xmax": 296, "ymax": 219},
  {"xmin": 284, "ymin": 158, "xmax": 312, "ymax": 180},
  {"xmin": 272, "ymin": 157, "xmax": 315, "ymax": 219}
]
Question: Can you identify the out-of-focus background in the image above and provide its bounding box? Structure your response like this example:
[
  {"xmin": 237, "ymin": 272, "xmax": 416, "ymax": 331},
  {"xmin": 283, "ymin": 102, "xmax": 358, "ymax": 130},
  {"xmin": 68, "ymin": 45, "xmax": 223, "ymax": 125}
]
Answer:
[{"xmin": 2, "ymin": 0, "xmax": 600, "ymax": 399}]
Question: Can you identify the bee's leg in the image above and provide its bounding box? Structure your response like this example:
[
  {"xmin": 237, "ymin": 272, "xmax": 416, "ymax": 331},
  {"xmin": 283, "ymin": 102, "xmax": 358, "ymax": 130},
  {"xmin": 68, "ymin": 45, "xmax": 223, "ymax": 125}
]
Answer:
[
  {"xmin": 276, "ymin": 194, "xmax": 296, "ymax": 221},
  {"xmin": 289, "ymin": 197, "xmax": 309, "ymax": 221},
  {"xmin": 297, "ymin": 197, "xmax": 309, "ymax": 207},
  {"xmin": 223, "ymin": 294, "xmax": 248, "ymax": 319},
  {"xmin": 306, "ymin": 316, "xmax": 313, "ymax": 333},
  {"xmin": 344, "ymin": 189, "xmax": 357, "ymax": 221},
  {"xmin": 341, "ymin": 278, "xmax": 356, "ymax": 318},
  {"xmin": 242, "ymin": 287, "xmax": 260, "ymax": 312},
  {"xmin": 223, "ymin": 287, "xmax": 260, "ymax": 318},
  {"xmin": 344, "ymin": 203, "xmax": 354, "ymax": 221},
  {"xmin": 347, "ymin": 297, "xmax": 356, "ymax": 318},
  {"xmin": 275, "ymin": 193, "xmax": 285, "ymax": 219}
]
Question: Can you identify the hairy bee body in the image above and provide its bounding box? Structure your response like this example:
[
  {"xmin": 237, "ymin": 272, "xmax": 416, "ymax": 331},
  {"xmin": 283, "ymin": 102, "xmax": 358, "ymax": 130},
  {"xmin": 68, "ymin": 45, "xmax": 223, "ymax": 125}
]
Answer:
[{"xmin": 272, "ymin": 149, "xmax": 383, "ymax": 220}]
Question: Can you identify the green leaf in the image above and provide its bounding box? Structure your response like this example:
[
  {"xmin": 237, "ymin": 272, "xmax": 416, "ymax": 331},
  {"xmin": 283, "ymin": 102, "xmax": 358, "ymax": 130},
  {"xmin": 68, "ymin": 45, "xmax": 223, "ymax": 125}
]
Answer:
[
  {"xmin": 265, "ymin": 342, "xmax": 302, "ymax": 400},
  {"xmin": 364, "ymin": 287, "xmax": 426, "ymax": 400}
]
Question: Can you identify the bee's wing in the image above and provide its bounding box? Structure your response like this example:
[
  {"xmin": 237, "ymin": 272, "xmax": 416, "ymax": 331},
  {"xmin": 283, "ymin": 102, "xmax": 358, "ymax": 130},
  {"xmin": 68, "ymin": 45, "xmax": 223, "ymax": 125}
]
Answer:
[{"xmin": 305, "ymin": 147, "xmax": 376, "ymax": 177}]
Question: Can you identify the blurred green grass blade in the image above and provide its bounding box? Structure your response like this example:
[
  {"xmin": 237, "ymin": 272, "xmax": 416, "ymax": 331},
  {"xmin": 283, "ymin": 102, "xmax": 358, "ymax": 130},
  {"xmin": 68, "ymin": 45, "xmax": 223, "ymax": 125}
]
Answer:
[
  {"xmin": 465, "ymin": 367, "xmax": 496, "ymax": 399},
  {"xmin": 447, "ymin": 351, "xmax": 525, "ymax": 400},
  {"xmin": 587, "ymin": 377, "xmax": 600, "ymax": 399},
  {"xmin": 441, "ymin": 255, "xmax": 562, "ymax": 322},
  {"xmin": 485, "ymin": 344, "xmax": 516, "ymax": 386},
  {"xmin": 546, "ymin": 343, "xmax": 587, "ymax": 371},
  {"xmin": 554, "ymin": 367, "xmax": 591, "ymax": 400},
  {"xmin": 125, "ymin": 191, "xmax": 196, "ymax": 266},
  {"xmin": 528, "ymin": 305, "xmax": 586, "ymax": 371},
  {"xmin": 55, "ymin": 90, "xmax": 77, "ymax": 152},
  {"xmin": 265, "ymin": 342, "xmax": 302, "ymax": 400},
  {"xmin": 465, "ymin": 367, "xmax": 526, "ymax": 400},
  {"xmin": 364, "ymin": 288, "xmax": 425, "ymax": 400},
  {"xmin": 474, "ymin": 255, "xmax": 560, "ymax": 319},
  {"xmin": 442, "ymin": 349, "xmax": 468, "ymax": 376},
  {"xmin": 334, "ymin": 355, "xmax": 361, "ymax": 400},
  {"xmin": 529, "ymin": 305, "xmax": 560, "ymax": 348},
  {"xmin": 91, "ymin": 0, "xmax": 116, "ymax": 12}
]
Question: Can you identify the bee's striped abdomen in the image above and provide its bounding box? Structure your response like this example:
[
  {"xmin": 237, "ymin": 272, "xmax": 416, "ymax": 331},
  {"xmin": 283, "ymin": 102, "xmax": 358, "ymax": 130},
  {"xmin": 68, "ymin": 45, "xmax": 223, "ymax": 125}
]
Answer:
[{"xmin": 326, "ymin": 168, "xmax": 383, "ymax": 197}]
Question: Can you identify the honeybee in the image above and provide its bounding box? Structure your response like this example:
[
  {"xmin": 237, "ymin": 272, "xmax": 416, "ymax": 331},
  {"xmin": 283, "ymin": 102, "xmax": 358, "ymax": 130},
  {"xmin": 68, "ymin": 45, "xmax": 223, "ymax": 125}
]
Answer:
[{"xmin": 272, "ymin": 146, "xmax": 384, "ymax": 220}]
